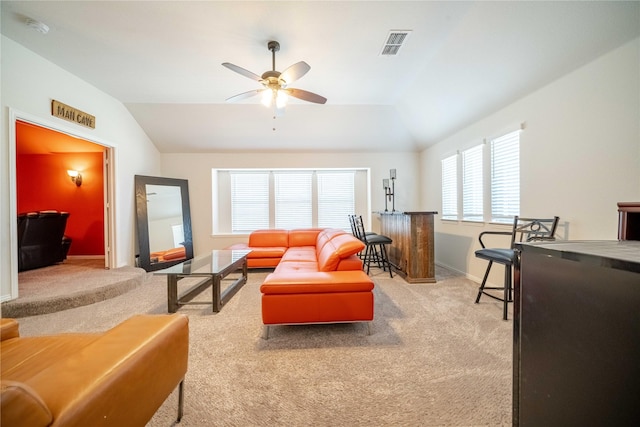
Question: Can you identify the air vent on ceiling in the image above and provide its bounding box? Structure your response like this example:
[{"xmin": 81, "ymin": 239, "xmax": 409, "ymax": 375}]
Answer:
[{"xmin": 380, "ymin": 30, "xmax": 411, "ymax": 56}]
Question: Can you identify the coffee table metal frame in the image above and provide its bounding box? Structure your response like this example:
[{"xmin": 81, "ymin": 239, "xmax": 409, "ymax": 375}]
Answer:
[{"xmin": 155, "ymin": 250, "xmax": 250, "ymax": 313}]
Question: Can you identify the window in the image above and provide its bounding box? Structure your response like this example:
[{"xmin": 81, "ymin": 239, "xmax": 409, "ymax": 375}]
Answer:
[
  {"xmin": 215, "ymin": 169, "xmax": 366, "ymax": 233},
  {"xmin": 231, "ymin": 172, "xmax": 269, "ymax": 233},
  {"xmin": 317, "ymin": 171, "xmax": 355, "ymax": 230},
  {"xmin": 441, "ymin": 155, "xmax": 458, "ymax": 220},
  {"xmin": 274, "ymin": 172, "xmax": 312, "ymax": 229},
  {"xmin": 441, "ymin": 129, "xmax": 520, "ymax": 222},
  {"xmin": 491, "ymin": 130, "xmax": 520, "ymax": 223},
  {"xmin": 462, "ymin": 145, "xmax": 483, "ymax": 222}
]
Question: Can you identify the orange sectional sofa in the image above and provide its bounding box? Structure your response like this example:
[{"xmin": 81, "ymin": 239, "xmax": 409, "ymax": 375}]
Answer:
[
  {"xmin": 230, "ymin": 228, "xmax": 375, "ymax": 338},
  {"xmin": 150, "ymin": 246, "xmax": 186, "ymax": 262}
]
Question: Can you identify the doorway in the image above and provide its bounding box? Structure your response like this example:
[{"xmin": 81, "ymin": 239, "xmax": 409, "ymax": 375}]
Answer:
[{"xmin": 9, "ymin": 111, "xmax": 115, "ymax": 301}]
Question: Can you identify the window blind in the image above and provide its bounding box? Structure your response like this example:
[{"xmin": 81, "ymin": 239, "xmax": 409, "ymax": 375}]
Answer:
[
  {"xmin": 441, "ymin": 154, "xmax": 458, "ymax": 220},
  {"xmin": 231, "ymin": 172, "xmax": 269, "ymax": 233},
  {"xmin": 274, "ymin": 172, "xmax": 313, "ymax": 229},
  {"xmin": 491, "ymin": 130, "xmax": 520, "ymax": 223},
  {"xmin": 218, "ymin": 168, "xmax": 367, "ymax": 234},
  {"xmin": 462, "ymin": 144, "xmax": 483, "ymax": 221},
  {"xmin": 317, "ymin": 171, "xmax": 355, "ymax": 230}
]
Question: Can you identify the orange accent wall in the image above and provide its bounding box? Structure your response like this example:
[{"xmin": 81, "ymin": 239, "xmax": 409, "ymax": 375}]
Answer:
[{"xmin": 16, "ymin": 152, "xmax": 105, "ymax": 256}]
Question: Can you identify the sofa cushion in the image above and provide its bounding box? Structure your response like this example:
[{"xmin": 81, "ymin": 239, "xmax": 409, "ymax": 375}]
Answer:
[
  {"xmin": 1, "ymin": 335, "xmax": 101, "ymax": 381},
  {"xmin": 315, "ymin": 228, "xmax": 347, "ymax": 257},
  {"xmin": 1, "ymin": 380, "xmax": 52, "ymax": 427},
  {"xmin": 227, "ymin": 244, "xmax": 286, "ymax": 263},
  {"xmin": 273, "ymin": 261, "xmax": 319, "ymax": 273},
  {"xmin": 316, "ymin": 228, "xmax": 340, "ymax": 249},
  {"xmin": 317, "ymin": 234, "xmax": 365, "ymax": 272},
  {"xmin": 245, "ymin": 247, "xmax": 287, "ymax": 259},
  {"xmin": 249, "ymin": 229, "xmax": 288, "ymax": 247},
  {"xmin": 279, "ymin": 247, "xmax": 317, "ymax": 263},
  {"xmin": 288, "ymin": 229, "xmax": 322, "ymax": 247}
]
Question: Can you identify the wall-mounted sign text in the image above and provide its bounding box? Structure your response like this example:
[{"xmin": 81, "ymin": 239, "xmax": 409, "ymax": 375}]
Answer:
[{"xmin": 51, "ymin": 100, "xmax": 96, "ymax": 129}]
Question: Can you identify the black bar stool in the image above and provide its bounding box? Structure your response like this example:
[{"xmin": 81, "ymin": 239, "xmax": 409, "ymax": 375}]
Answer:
[
  {"xmin": 352, "ymin": 215, "xmax": 393, "ymax": 278},
  {"xmin": 475, "ymin": 216, "xmax": 559, "ymax": 319}
]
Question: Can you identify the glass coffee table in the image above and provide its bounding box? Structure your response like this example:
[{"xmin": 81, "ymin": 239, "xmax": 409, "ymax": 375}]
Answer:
[{"xmin": 155, "ymin": 250, "xmax": 251, "ymax": 313}]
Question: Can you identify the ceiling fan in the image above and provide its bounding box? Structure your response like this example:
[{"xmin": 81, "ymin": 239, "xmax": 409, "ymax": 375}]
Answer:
[{"xmin": 222, "ymin": 41, "xmax": 327, "ymax": 114}]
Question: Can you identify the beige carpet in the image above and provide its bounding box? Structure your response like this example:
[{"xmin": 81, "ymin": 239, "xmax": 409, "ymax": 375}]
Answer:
[
  {"xmin": 2, "ymin": 258, "xmax": 145, "ymax": 317},
  {"xmin": 14, "ymin": 266, "xmax": 512, "ymax": 426}
]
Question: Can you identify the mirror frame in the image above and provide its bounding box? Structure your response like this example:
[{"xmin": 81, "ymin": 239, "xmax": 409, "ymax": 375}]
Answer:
[{"xmin": 135, "ymin": 175, "xmax": 194, "ymax": 272}]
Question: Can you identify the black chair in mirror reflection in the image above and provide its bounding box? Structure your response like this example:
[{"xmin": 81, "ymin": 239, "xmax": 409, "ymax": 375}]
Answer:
[
  {"xmin": 475, "ymin": 215, "xmax": 559, "ymax": 320},
  {"xmin": 349, "ymin": 214, "xmax": 394, "ymax": 278}
]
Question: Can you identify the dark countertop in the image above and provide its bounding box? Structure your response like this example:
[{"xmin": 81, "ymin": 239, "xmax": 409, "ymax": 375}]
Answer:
[
  {"xmin": 376, "ymin": 211, "xmax": 438, "ymax": 215},
  {"xmin": 516, "ymin": 240, "xmax": 640, "ymax": 274}
]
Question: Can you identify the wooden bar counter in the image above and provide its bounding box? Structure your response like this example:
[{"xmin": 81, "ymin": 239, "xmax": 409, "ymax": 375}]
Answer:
[{"xmin": 377, "ymin": 211, "xmax": 437, "ymax": 283}]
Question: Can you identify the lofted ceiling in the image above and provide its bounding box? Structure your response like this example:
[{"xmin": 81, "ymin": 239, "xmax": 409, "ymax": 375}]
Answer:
[{"xmin": 2, "ymin": 1, "xmax": 639, "ymax": 153}]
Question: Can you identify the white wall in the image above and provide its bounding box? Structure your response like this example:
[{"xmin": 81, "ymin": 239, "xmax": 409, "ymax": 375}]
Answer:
[
  {"xmin": 420, "ymin": 38, "xmax": 640, "ymax": 284},
  {"xmin": 160, "ymin": 151, "xmax": 420, "ymax": 253},
  {"xmin": 1, "ymin": 36, "xmax": 161, "ymax": 301}
]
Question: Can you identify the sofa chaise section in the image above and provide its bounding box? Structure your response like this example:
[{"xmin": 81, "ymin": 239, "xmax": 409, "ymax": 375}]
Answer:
[
  {"xmin": 256, "ymin": 228, "xmax": 375, "ymax": 338},
  {"xmin": 261, "ymin": 271, "xmax": 374, "ymax": 325}
]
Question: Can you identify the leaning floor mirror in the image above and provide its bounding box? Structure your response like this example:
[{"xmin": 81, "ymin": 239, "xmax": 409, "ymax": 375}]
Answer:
[{"xmin": 135, "ymin": 175, "xmax": 194, "ymax": 272}]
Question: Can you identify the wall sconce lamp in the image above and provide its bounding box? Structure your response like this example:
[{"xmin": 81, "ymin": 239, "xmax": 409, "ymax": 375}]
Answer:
[
  {"xmin": 67, "ymin": 170, "xmax": 82, "ymax": 187},
  {"xmin": 383, "ymin": 169, "xmax": 396, "ymax": 212}
]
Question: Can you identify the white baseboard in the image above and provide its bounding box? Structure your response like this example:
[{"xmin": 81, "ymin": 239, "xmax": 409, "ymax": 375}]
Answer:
[{"xmin": 435, "ymin": 261, "xmax": 486, "ymax": 285}]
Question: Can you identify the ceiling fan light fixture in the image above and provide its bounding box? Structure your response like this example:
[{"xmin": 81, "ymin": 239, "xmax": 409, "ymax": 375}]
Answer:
[
  {"xmin": 261, "ymin": 90, "xmax": 274, "ymax": 107},
  {"xmin": 276, "ymin": 90, "xmax": 288, "ymax": 109},
  {"xmin": 261, "ymin": 89, "xmax": 288, "ymax": 109}
]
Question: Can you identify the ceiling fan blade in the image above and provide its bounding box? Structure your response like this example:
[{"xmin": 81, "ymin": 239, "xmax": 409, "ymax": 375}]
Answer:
[
  {"xmin": 222, "ymin": 62, "xmax": 262, "ymax": 82},
  {"xmin": 284, "ymin": 88, "xmax": 327, "ymax": 104},
  {"xmin": 279, "ymin": 61, "xmax": 310, "ymax": 85},
  {"xmin": 225, "ymin": 89, "xmax": 265, "ymax": 102}
]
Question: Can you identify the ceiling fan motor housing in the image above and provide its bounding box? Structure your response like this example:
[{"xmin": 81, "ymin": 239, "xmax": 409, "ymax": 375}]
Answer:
[
  {"xmin": 267, "ymin": 41, "xmax": 280, "ymax": 52},
  {"xmin": 261, "ymin": 71, "xmax": 284, "ymax": 89}
]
